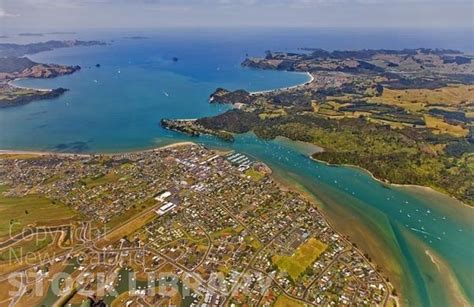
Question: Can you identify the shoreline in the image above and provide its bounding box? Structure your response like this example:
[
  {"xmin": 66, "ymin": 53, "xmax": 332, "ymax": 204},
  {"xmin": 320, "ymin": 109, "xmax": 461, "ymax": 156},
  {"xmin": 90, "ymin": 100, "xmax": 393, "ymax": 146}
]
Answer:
[
  {"xmin": 0, "ymin": 141, "xmax": 197, "ymax": 157},
  {"xmin": 249, "ymin": 71, "xmax": 314, "ymax": 95},
  {"xmin": 6, "ymin": 78, "xmax": 53, "ymax": 92},
  {"xmin": 2, "ymin": 43, "xmax": 472, "ymax": 307},
  {"xmin": 273, "ymin": 136, "xmax": 324, "ymax": 156},
  {"xmin": 2, "ymin": 136, "xmax": 470, "ymax": 210},
  {"xmin": 269, "ymin": 170, "xmax": 394, "ymax": 305},
  {"xmin": 4, "ymin": 139, "xmax": 471, "ymax": 306},
  {"xmin": 2, "ymin": 135, "xmax": 470, "ymax": 210},
  {"xmin": 309, "ymin": 155, "xmax": 472, "ymax": 209},
  {"xmin": 0, "ymin": 139, "xmax": 393, "ymax": 306}
]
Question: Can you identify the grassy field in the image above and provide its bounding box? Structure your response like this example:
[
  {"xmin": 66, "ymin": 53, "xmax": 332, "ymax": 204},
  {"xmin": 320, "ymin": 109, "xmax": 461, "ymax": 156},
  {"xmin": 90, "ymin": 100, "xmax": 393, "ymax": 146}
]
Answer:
[
  {"xmin": 272, "ymin": 238, "xmax": 327, "ymax": 280},
  {"xmin": 0, "ymin": 185, "xmax": 77, "ymax": 238},
  {"xmin": 369, "ymin": 85, "xmax": 474, "ymax": 111},
  {"xmin": 244, "ymin": 168, "xmax": 265, "ymax": 181},
  {"xmin": 0, "ymin": 234, "xmax": 53, "ymax": 262},
  {"xmin": 81, "ymin": 172, "xmax": 121, "ymax": 188},
  {"xmin": 104, "ymin": 197, "xmax": 156, "ymax": 230},
  {"xmin": 0, "ymin": 87, "xmax": 43, "ymax": 101},
  {"xmin": 96, "ymin": 197, "xmax": 159, "ymax": 247},
  {"xmin": 274, "ymin": 295, "xmax": 305, "ymax": 307},
  {"xmin": 423, "ymin": 114, "xmax": 469, "ymax": 137},
  {"xmin": 258, "ymin": 108, "xmax": 287, "ymax": 120},
  {"xmin": 0, "ymin": 154, "xmax": 41, "ymax": 160}
]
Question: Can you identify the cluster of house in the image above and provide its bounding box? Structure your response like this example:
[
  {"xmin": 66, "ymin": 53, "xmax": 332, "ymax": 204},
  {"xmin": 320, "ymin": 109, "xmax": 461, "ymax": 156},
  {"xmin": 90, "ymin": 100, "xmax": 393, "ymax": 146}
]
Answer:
[{"xmin": 0, "ymin": 145, "xmax": 388, "ymax": 306}]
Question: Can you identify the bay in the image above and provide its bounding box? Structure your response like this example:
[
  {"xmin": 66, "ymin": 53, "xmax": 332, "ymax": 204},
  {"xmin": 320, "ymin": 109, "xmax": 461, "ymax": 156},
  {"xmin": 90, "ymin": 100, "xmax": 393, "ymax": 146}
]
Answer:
[{"xmin": 1, "ymin": 28, "xmax": 473, "ymax": 306}]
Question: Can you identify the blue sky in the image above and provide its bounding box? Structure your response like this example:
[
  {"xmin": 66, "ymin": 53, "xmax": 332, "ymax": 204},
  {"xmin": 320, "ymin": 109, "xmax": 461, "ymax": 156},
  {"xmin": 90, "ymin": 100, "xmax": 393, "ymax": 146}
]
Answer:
[{"xmin": 0, "ymin": 0, "xmax": 472, "ymax": 29}]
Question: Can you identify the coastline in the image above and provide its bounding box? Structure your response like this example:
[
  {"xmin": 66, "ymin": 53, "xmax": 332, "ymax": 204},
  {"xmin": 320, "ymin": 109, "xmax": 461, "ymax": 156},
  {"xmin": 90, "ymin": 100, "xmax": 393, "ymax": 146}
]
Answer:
[
  {"xmin": 273, "ymin": 136, "xmax": 324, "ymax": 156},
  {"xmin": 251, "ymin": 132, "xmax": 470, "ymax": 209},
  {"xmin": 3, "ymin": 136, "xmax": 469, "ymax": 210},
  {"xmin": 1, "ymin": 36, "xmax": 472, "ymax": 307},
  {"xmin": 7, "ymin": 78, "xmax": 53, "ymax": 92},
  {"xmin": 308, "ymin": 155, "xmax": 472, "ymax": 209},
  {"xmin": 3, "ymin": 138, "xmax": 471, "ymax": 306},
  {"xmin": 249, "ymin": 72, "xmax": 314, "ymax": 95},
  {"xmin": 269, "ymin": 168, "xmax": 396, "ymax": 305},
  {"xmin": 269, "ymin": 138, "xmax": 473, "ymax": 305},
  {"xmin": 0, "ymin": 141, "xmax": 197, "ymax": 157},
  {"xmin": 0, "ymin": 139, "xmax": 393, "ymax": 306}
]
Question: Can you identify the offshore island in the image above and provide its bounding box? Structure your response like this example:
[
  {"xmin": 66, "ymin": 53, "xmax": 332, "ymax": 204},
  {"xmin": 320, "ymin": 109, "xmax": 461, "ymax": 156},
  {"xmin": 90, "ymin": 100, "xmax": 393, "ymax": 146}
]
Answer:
[
  {"xmin": 0, "ymin": 40, "xmax": 472, "ymax": 306},
  {"xmin": 0, "ymin": 40, "xmax": 105, "ymax": 108},
  {"xmin": 161, "ymin": 48, "xmax": 474, "ymax": 206}
]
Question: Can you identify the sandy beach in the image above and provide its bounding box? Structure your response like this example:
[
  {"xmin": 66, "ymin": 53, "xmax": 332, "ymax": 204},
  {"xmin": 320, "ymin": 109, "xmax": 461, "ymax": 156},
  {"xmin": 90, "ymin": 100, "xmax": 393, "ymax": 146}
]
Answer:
[
  {"xmin": 0, "ymin": 141, "xmax": 198, "ymax": 157},
  {"xmin": 7, "ymin": 78, "xmax": 53, "ymax": 92},
  {"xmin": 249, "ymin": 72, "xmax": 314, "ymax": 95}
]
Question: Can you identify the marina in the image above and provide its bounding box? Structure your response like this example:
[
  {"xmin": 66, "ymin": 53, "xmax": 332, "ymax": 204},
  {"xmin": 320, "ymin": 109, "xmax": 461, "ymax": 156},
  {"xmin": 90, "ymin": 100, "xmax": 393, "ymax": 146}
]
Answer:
[{"xmin": 0, "ymin": 29, "xmax": 472, "ymax": 306}]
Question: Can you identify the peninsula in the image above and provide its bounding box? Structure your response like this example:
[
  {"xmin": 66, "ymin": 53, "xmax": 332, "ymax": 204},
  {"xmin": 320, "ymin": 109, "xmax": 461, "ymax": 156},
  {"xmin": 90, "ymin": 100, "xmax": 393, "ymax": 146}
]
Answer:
[
  {"xmin": 161, "ymin": 48, "xmax": 474, "ymax": 205},
  {"xmin": 0, "ymin": 40, "xmax": 105, "ymax": 57},
  {"xmin": 0, "ymin": 40, "xmax": 105, "ymax": 107}
]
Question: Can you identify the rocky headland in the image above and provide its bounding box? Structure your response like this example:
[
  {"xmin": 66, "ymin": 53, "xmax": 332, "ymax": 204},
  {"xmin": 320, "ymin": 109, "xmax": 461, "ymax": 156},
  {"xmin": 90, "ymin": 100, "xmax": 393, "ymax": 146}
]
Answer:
[
  {"xmin": 0, "ymin": 40, "xmax": 105, "ymax": 107},
  {"xmin": 0, "ymin": 56, "xmax": 80, "ymax": 82},
  {"xmin": 209, "ymin": 88, "xmax": 252, "ymax": 105},
  {"xmin": 0, "ymin": 84, "xmax": 68, "ymax": 108}
]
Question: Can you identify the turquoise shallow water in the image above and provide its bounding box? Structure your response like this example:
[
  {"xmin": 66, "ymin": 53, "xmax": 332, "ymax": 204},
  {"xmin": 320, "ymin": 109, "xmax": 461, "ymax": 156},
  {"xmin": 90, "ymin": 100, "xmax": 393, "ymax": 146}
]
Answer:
[
  {"xmin": 211, "ymin": 134, "xmax": 473, "ymax": 306},
  {"xmin": 1, "ymin": 29, "xmax": 473, "ymax": 306}
]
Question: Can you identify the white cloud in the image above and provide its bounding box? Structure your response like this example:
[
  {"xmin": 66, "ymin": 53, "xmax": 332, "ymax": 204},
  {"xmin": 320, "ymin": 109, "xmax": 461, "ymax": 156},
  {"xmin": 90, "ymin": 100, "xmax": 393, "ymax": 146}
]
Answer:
[
  {"xmin": 0, "ymin": 8, "xmax": 19, "ymax": 17},
  {"xmin": 1, "ymin": 0, "xmax": 472, "ymax": 28}
]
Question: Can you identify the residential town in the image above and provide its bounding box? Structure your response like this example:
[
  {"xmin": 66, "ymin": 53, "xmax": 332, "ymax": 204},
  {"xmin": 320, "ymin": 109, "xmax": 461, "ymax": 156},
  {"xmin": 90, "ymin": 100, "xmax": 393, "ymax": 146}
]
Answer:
[{"xmin": 0, "ymin": 144, "xmax": 390, "ymax": 306}]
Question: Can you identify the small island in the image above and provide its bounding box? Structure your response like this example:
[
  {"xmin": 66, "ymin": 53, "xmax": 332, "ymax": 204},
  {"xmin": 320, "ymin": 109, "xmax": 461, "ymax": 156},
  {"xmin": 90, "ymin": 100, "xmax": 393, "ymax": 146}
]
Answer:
[
  {"xmin": 124, "ymin": 36, "xmax": 150, "ymax": 40},
  {"xmin": 0, "ymin": 40, "xmax": 105, "ymax": 107},
  {"xmin": 18, "ymin": 32, "xmax": 44, "ymax": 37}
]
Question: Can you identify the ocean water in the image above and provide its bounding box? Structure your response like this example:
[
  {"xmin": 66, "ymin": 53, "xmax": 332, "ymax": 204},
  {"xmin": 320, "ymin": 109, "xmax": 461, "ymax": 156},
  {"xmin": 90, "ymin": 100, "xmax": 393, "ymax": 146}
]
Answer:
[{"xmin": 0, "ymin": 28, "xmax": 473, "ymax": 306}]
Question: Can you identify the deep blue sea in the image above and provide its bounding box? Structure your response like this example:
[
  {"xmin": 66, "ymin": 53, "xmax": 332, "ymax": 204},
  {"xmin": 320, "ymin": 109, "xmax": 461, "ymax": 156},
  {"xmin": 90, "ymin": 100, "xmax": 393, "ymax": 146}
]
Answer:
[{"xmin": 1, "ymin": 28, "xmax": 473, "ymax": 306}]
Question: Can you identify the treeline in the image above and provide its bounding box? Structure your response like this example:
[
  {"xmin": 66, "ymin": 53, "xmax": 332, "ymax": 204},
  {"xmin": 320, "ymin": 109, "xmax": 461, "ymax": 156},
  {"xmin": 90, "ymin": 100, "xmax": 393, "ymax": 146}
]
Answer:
[{"xmin": 198, "ymin": 109, "xmax": 473, "ymax": 204}]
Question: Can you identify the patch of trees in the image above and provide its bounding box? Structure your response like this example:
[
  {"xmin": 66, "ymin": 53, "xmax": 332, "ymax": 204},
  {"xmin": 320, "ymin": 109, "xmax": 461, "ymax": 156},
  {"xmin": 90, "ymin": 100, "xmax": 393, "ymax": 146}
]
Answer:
[
  {"xmin": 340, "ymin": 101, "xmax": 402, "ymax": 113},
  {"xmin": 270, "ymin": 91, "xmax": 312, "ymax": 108},
  {"xmin": 209, "ymin": 88, "xmax": 253, "ymax": 105},
  {"xmin": 313, "ymin": 150, "xmax": 472, "ymax": 205},
  {"xmin": 340, "ymin": 101, "xmax": 425, "ymax": 125},
  {"xmin": 442, "ymin": 56, "xmax": 471, "ymax": 65},
  {"xmin": 443, "ymin": 74, "xmax": 474, "ymax": 84},
  {"xmin": 444, "ymin": 141, "xmax": 474, "ymax": 157},
  {"xmin": 276, "ymin": 60, "xmax": 296, "ymax": 71},
  {"xmin": 371, "ymin": 113, "xmax": 425, "ymax": 125},
  {"xmin": 429, "ymin": 108, "xmax": 470, "ymax": 124},
  {"xmin": 382, "ymin": 75, "xmax": 449, "ymax": 90},
  {"xmin": 198, "ymin": 109, "xmax": 259, "ymax": 133}
]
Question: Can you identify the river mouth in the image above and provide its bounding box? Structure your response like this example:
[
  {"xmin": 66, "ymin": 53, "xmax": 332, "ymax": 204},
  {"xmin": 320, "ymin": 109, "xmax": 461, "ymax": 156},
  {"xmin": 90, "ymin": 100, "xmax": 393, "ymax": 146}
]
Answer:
[
  {"xmin": 199, "ymin": 132, "xmax": 473, "ymax": 306},
  {"xmin": 1, "ymin": 29, "xmax": 473, "ymax": 306}
]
